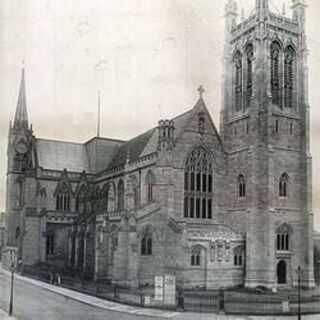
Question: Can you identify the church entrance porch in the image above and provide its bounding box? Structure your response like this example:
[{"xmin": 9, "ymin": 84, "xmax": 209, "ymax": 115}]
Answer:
[{"xmin": 184, "ymin": 223, "xmax": 245, "ymax": 289}]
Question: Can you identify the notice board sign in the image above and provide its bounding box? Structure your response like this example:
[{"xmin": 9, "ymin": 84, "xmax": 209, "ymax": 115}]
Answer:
[
  {"xmin": 154, "ymin": 276, "xmax": 164, "ymax": 302},
  {"xmin": 164, "ymin": 274, "xmax": 176, "ymax": 305}
]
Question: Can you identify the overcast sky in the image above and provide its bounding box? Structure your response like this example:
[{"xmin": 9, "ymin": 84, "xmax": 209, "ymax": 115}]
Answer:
[{"xmin": 1, "ymin": 0, "xmax": 320, "ymax": 229}]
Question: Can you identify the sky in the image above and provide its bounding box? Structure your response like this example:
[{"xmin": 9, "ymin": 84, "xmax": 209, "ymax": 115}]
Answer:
[{"xmin": 0, "ymin": 0, "xmax": 320, "ymax": 229}]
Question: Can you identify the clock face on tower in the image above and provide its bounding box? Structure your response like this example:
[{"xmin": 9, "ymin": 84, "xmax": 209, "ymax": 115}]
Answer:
[{"xmin": 15, "ymin": 141, "xmax": 28, "ymax": 154}]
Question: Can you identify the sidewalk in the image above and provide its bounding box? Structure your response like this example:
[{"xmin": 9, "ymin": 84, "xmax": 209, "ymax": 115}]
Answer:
[
  {"xmin": 0, "ymin": 308, "xmax": 16, "ymax": 320},
  {"xmin": 1, "ymin": 269, "xmax": 319, "ymax": 320}
]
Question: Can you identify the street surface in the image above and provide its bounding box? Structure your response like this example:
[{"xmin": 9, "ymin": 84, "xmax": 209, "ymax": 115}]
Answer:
[
  {"xmin": 0, "ymin": 273, "xmax": 163, "ymax": 320},
  {"xmin": 0, "ymin": 271, "xmax": 319, "ymax": 320}
]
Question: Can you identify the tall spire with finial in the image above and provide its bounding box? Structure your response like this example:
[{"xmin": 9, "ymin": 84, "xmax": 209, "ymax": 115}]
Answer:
[
  {"xmin": 97, "ymin": 91, "xmax": 101, "ymax": 137},
  {"xmin": 13, "ymin": 67, "xmax": 28, "ymax": 130}
]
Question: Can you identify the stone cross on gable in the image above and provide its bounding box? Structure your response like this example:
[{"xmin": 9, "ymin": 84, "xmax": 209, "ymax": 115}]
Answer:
[{"xmin": 198, "ymin": 85, "xmax": 205, "ymax": 98}]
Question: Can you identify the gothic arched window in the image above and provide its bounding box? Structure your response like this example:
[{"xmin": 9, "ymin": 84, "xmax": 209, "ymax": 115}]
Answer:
[
  {"xmin": 107, "ymin": 182, "xmax": 116, "ymax": 212},
  {"xmin": 276, "ymin": 224, "xmax": 290, "ymax": 251},
  {"xmin": 279, "ymin": 173, "xmax": 289, "ymax": 198},
  {"xmin": 39, "ymin": 188, "xmax": 47, "ymax": 210},
  {"xmin": 184, "ymin": 147, "xmax": 213, "ymax": 219},
  {"xmin": 284, "ymin": 46, "xmax": 296, "ymax": 109},
  {"xmin": 234, "ymin": 51, "xmax": 243, "ymax": 111},
  {"xmin": 131, "ymin": 175, "xmax": 140, "ymax": 207},
  {"xmin": 246, "ymin": 44, "xmax": 254, "ymax": 108},
  {"xmin": 117, "ymin": 179, "xmax": 124, "ymax": 210},
  {"xmin": 76, "ymin": 184, "xmax": 88, "ymax": 214},
  {"xmin": 46, "ymin": 233, "xmax": 55, "ymax": 256},
  {"xmin": 233, "ymin": 246, "xmax": 244, "ymax": 266},
  {"xmin": 55, "ymin": 183, "xmax": 71, "ymax": 211},
  {"xmin": 14, "ymin": 180, "xmax": 23, "ymax": 208},
  {"xmin": 191, "ymin": 246, "xmax": 201, "ymax": 266},
  {"xmin": 94, "ymin": 185, "xmax": 101, "ymax": 213},
  {"xmin": 101, "ymin": 184, "xmax": 108, "ymax": 212},
  {"xmin": 146, "ymin": 170, "xmax": 155, "ymax": 203},
  {"xmin": 271, "ymin": 42, "xmax": 281, "ymax": 107},
  {"xmin": 238, "ymin": 174, "xmax": 246, "ymax": 198},
  {"xmin": 141, "ymin": 226, "xmax": 153, "ymax": 256}
]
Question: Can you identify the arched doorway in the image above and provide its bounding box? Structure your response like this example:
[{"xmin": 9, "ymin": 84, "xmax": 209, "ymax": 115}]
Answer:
[{"xmin": 277, "ymin": 260, "xmax": 287, "ymax": 284}]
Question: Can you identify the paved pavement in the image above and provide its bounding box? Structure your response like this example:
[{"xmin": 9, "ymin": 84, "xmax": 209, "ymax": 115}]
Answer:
[
  {"xmin": 0, "ymin": 308, "xmax": 16, "ymax": 320},
  {"xmin": 0, "ymin": 269, "xmax": 319, "ymax": 320}
]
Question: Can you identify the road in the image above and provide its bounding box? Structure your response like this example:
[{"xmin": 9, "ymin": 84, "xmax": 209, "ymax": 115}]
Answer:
[
  {"xmin": 0, "ymin": 273, "xmax": 164, "ymax": 320},
  {"xmin": 1, "ymin": 272, "xmax": 319, "ymax": 320}
]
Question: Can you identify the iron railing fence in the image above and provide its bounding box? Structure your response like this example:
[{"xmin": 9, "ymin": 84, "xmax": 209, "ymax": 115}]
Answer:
[{"xmin": 20, "ymin": 267, "xmax": 320, "ymax": 316}]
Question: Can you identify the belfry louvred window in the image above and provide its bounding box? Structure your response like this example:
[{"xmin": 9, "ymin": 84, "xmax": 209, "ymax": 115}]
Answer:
[
  {"xmin": 184, "ymin": 147, "xmax": 213, "ymax": 219},
  {"xmin": 271, "ymin": 42, "xmax": 281, "ymax": 107},
  {"xmin": 246, "ymin": 44, "xmax": 254, "ymax": 108},
  {"xmin": 284, "ymin": 46, "xmax": 295, "ymax": 109},
  {"xmin": 234, "ymin": 52, "xmax": 243, "ymax": 111}
]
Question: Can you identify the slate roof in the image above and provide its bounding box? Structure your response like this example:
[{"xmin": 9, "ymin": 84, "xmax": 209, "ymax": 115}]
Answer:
[
  {"xmin": 108, "ymin": 128, "xmax": 156, "ymax": 170},
  {"xmin": 36, "ymin": 139, "xmax": 90, "ymax": 172},
  {"xmin": 35, "ymin": 102, "xmax": 198, "ymax": 173}
]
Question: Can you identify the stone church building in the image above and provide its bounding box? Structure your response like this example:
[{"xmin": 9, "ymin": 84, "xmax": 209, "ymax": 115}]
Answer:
[{"xmin": 2, "ymin": 0, "xmax": 316, "ymax": 289}]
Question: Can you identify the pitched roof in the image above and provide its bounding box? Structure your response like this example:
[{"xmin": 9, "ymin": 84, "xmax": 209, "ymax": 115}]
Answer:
[
  {"xmin": 34, "ymin": 98, "xmax": 215, "ymax": 173},
  {"xmin": 36, "ymin": 139, "xmax": 90, "ymax": 172},
  {"xmin": 108, "ymin": 128, "xmax": 156, "ymax": 170},
  {"xmin": 108, "ymin": 107, "xmax": 194, "ymax": 169}
]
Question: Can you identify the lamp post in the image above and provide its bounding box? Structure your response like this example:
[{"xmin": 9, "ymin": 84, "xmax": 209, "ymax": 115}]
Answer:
[
  {"xmin": 8, "ymin": 262, "xmax": 14, "ymax": 316},
  {"xmin": 296, "ymin": 266, "xmax": 303, "ymax": 320}
]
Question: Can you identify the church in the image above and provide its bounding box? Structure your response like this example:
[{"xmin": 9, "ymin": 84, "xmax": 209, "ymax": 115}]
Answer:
[{"xmin": 2, "ymin": 0, "xmax": 316, "ymax": 289}]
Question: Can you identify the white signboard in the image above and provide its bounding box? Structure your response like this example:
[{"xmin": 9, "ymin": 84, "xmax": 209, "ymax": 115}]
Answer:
[
  {"xmin": 154, "ymin": 276, "xmax": 164, "ymax": 301},
  {"xmin": 164, "ymin": 274, "xmax": 176, "ymax": 305}
]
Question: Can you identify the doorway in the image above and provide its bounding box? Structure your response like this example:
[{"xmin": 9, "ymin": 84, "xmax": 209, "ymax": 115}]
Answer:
[{"xmin": 277, "ymin": 260, "xmax": 287, "ymax": 284}]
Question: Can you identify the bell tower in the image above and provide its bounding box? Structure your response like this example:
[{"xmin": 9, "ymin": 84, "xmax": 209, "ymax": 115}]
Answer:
[
  {"xmin": 221, "ymin": 0, "xmax": 314, "ymax": 288},
  {"xmin": 4, "ymin": 68, "xmax": 33, "ymax": 267}
]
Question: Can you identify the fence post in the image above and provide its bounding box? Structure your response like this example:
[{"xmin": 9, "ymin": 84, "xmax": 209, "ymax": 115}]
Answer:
[
  {"xmin": 140, "ymin": 285, "xmax": 144, "ymax": 306},
  {"xmin": 113, "ymin": 284, "xmax": 117, "ymax": 299},
  {"xmin": 96, "ymin": 283, "xmax": 100, "ymax": 295}
]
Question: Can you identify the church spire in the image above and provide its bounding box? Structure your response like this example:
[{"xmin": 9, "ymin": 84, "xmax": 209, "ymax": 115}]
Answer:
[{"xmin": 13, "ymin": 68, "xmax": 28, "ymax": 130}]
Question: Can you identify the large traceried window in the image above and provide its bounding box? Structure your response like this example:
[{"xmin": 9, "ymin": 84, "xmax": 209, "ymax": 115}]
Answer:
[
  {"xmin": 271, "ymin": 42, "xmax": 281, "ymax": 107},
  {"xmin": 234, "ymin": 51, "xmax": 243, "ymax": 112},
  {"xmin": 277, "ymin": 224, "xmax": 290, "ymax": 251},
  {"xmin": 284, "ymin": 46, "xmax": 296, "ymax": 109},
  {"xmin": 246, "ymin": 44, "xmax": 254, "ymax": 108},
  {"xmin": 141, "ymin": 226, "xmax": 153, "ymax": 256},
  {"xmin": 184, "ymin": 147, "xmax": 213, "ymax": 219}
]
